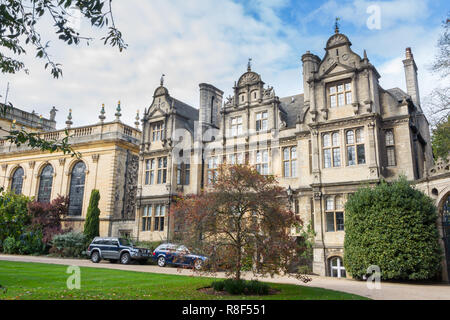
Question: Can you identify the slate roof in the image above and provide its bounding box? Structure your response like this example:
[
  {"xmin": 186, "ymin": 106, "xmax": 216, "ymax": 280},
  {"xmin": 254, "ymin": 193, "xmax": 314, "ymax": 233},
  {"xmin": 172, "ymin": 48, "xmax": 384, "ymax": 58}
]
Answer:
[
  {"xmin": 279, "ymin": 94, "xmax": 305, "ymax": 128},
  {"xmin": 386, "ymin": 87, "xmax": 407, "ymax": 102}
]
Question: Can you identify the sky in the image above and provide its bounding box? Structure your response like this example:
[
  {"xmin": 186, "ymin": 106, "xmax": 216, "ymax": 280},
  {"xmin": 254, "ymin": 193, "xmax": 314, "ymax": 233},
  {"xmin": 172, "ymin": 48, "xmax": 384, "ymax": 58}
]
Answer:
[{"xmin": 1, "ymin": 0, "xmax": 449, "ymax": 129}]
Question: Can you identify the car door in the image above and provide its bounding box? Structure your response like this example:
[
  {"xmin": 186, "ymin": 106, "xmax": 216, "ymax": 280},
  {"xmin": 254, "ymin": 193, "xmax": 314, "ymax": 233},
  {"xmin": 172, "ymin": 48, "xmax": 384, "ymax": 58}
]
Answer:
[
  {"xmin": 102, "ymin": 240, "xmax": 113, "ymax": 259},
  {"xmin": 110, "ymin": 240, "xmax": 120, "ymax": 260}
]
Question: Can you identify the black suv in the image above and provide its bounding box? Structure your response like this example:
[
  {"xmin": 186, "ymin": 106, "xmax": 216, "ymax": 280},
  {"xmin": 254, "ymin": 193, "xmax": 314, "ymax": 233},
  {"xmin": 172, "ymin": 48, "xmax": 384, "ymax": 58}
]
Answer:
[{"xmin": 87, "ymin": 237, "xmax": 151, "ymax": 264}]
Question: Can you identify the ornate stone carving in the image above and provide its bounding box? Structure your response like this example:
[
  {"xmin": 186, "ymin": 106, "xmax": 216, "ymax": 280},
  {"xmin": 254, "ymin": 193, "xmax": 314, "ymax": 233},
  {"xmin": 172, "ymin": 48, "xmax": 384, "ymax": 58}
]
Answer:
[
  {"xmin": 92, "ymin": 154, "xmax": 100, "ymax": 163},
  {"xmin": 122, "ymin": 153, "xmax": 139, "ymax": 219},
  {"xmin": 238, "ymin": 72, "xmax": 260, "ymax": 86},
  {"xmin": 314, "ymin": 191, "xmax": 322, "ymax": 200},
  {"xmin": 59, "ymin": 158, "xmax": 66, "ymax": 166},
  {"xmin": 28, "ymin": 161, "xmax": 35, "ymax": 169},
  {"xmin": 1, "ymin": 164, "xmax": 7, "ymax": 171},
  {"xmin": 429, "ymin": 158, "xmax": 450, "ymax": 177}
]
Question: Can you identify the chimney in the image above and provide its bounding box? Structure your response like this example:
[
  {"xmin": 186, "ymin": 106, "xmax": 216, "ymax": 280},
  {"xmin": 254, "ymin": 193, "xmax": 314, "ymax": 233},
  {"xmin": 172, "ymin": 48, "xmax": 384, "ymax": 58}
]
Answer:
[{"xmin": 402, "ymin": 47, "xmax": 420, "ymax": 108}]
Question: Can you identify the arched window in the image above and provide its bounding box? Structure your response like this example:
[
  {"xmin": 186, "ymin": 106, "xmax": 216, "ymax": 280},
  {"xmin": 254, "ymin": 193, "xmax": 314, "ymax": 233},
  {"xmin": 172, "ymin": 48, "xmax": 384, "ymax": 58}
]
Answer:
[
  {"xmin": 68, "ymin": 162, "xmax": 86, "ymax": 216},
  {"xmin": 11, "ymin": 167, "xmax": 24, "ymax": 195},
  {"xmin": 37, "ymin": 164, "xmax": 54, "ymax": 203},
  {"xmin": 329, "ymin": 257, "xmax": 346, "ymax": 278}
]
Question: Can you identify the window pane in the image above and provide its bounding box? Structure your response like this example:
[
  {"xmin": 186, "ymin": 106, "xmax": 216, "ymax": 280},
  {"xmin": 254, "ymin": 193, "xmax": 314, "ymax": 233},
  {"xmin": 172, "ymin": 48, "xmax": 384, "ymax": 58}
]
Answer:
[
  {"xmin": 346, "ymin": 131, "xmax": 354, "ymax": 144},
  {"xmin": 38, "ymin": 165, "xmax": 54, "ymax": 203},
  {"xmin": 336, "ymin": 212, "xmax": 344, "ymax": 231},
  {"xmin": 291, "ymin": 147, "xmax": 297, "ymax": 159},
  {"xmin": 283, "ymin": 148, "xmax": 290, "ymax": 160},
  {"xmin": 347, "ymin": 146, "xmax": 356, "ymax": 166},
  {"xmin": 338, "ymin": 93, "xmax": 345, "ymax": 106},
  {"xmin": 357, "ymin": 145, "xmax": 366, "ymax": 164},
  {"xmin": 326, "ymin": 197, "xmax": 334, "ymax": 211},
  {"xmin": 385, "ymin": 130, "xmax": 394, "ymax": 145},
  {"xmin": 346, "ymin": 92, "xmax": 352, "ymax": 104},
  {"xmin": 284, "ymin": 161, "xmax": 290, "ymax": 177},
  {"xmin": 337, "ymin": 84, "xmax": 344, "ymax": 92},
  {"xmin": 356, "ymin": 129, "xmax": 364, "ymax": 143},
  {"xmin": 68, "ymin": 162, "xmax": 86, "ymax": 216},
  {"xmin": 291, "ymin": 160, "xmax": 297, "ymax": 177},
  {"xmin": 11, "ymin": 167, "xmax": 24, "ymax": 195},
  {"xmin": 387, "ymin": 147, "xmax": 396, "ymax": 166},
  {"xmin": 326, "ymin": 212, "xmax": 335, "ymax": 232},
  {"xmin": 324, "ymin": 149, "xmax": 332, "ymax": 168},
  {"xmin": 345, "ymin": 83, "xmax": 351, "ymax": 91},
  {"xmin": 333, "ymin": 148, "xmax": 341, "ymax": 167},
  {"xmin": 323, "ymin": 134, "xmax": 331, "ymax": 147},
  {"xmin": 329, "ymin": 86, "xmax": 336, "ymax": 94},
  {"xmin": 330, "ymin": 95, "xmax": 337, "ymax": 108}
]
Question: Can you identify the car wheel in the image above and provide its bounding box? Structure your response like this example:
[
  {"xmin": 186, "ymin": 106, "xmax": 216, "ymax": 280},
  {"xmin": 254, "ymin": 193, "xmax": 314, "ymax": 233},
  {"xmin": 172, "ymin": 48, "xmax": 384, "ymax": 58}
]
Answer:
[
  {"xmin": 194, "ymin": 259, "xmax": 203, "ymax": 270},
  {"xmin": 91, "ymin": 251, "xmax": 101, "ymax": 263},
  {"xmin": 120, "ymin": 252, "xmax": 131, "ymax": 265},
  {"xmin": 157, "ymin": 256, "xmax": 166, "ymax": 267}
]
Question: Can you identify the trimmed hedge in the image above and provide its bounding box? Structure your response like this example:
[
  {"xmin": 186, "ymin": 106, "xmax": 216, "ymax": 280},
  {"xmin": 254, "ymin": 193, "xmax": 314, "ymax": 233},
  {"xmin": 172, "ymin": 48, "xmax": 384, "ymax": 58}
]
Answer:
[
  {"xmin": 50, "ymin": 231, "xmax": 87, "ymax": 258},
  {"xmin": 344, "ymin": 178, "xmax": 442, "ymax": 281},
  {"xmin": 211, "ymin": 279, "xmax": 269, "ymax": 295}
]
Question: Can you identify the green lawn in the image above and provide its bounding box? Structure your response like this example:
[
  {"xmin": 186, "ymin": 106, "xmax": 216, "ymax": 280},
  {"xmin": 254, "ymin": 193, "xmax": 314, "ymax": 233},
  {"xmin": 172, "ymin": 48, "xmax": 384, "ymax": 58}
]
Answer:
[{"xmin": 0, "ymin": 261, "xmax": 368, "ymax": 300}]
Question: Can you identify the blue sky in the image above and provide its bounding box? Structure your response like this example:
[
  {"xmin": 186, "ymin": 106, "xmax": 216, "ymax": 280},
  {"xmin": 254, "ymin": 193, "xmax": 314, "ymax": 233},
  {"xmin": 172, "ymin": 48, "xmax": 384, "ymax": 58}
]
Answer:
[{"xmin": 1, "ymin": 0, "xmax": 449, "ymax": 128}]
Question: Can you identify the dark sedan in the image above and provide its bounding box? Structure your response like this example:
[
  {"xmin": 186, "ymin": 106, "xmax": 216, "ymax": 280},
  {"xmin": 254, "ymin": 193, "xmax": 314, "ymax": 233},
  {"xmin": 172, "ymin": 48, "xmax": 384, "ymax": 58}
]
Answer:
[{"xmin": 152, "ymin": 243, "xmax": 207, "ymax": 270}]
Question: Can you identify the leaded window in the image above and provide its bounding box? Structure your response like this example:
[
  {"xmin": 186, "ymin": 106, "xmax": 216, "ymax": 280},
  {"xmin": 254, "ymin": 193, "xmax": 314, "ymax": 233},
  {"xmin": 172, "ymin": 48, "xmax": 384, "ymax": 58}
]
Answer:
[
  {"xmin": 11, "ymin": 167, "xmax": 24, "ymax": 195},
  {"xmin": 256, "ymin": 150, "xmax": 269, "ymax": 175},
  {"xmin": 323, "ymin": 132, "xmax": 341, "ymax": 168},
  {"xmin": 230, "ymin": 116, "xmax": 243, "ymax": 136},
  {"xmin": 38, "ymin": 164, "xmax": 54, "ymax": 203},
  {"xmin": 328, "ymin": 81, "xmax": 352, "ymax": 108},
  {"xmin": 256, "ymin": 111, "xmax": 268, "ymax": 132},
  {"xmin": 346, "ymin": 128, "xmax": 365, "ymax": 166},
  {"xmin": 325, "ymin": 195, "xmax": 344, "ymax": 232},
  {"xmin": 151, "ymin": 121, "xmax": 165, "ymax": 142},
  {"xmin": 283, "ymin": 146, "xmax": 297, "ymax": 177},
  {"xmin": 385, "ymin": 129, "xmax": 396, "ymax": 166},
  {"xmin": 68, "ymin": 161, "xmax": 86, "ymax": 216}
]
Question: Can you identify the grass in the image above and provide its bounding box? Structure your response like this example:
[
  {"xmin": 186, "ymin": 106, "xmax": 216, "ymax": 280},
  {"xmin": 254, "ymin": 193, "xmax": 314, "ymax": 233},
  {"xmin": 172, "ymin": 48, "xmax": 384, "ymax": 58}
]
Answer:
[{"xmin": 0, "ymin": 261, "xmax": 369, "ymax": 300}]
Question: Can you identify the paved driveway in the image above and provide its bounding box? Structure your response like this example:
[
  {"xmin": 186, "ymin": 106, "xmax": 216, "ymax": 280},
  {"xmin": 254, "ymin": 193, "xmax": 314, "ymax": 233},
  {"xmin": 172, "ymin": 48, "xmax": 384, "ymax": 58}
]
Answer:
[{"xmin": 1, "ymin": 254, "xmax": 449, "ymax": 300}]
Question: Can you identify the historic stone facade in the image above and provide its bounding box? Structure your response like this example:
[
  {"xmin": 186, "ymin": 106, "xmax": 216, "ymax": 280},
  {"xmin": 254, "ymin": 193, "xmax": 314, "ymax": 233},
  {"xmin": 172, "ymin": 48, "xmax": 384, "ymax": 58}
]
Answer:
[
  {"xmin": 136, "ymin": 30, "xmax": 442, "ymax": 279},
  {"xmin": 0, "ymin": 107, "xmax": 141, "ymax": 238}
]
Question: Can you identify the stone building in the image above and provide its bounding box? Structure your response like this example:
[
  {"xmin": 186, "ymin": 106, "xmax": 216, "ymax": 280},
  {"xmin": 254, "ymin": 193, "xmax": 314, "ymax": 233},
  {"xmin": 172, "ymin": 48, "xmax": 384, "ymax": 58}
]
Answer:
[
  {"xmin": 137, "ymin": 29, "xmax": 445, "ymax": 279},
  {"xmin": 0, "ymin": 104, "xmax": 141, "ymax": 238}
]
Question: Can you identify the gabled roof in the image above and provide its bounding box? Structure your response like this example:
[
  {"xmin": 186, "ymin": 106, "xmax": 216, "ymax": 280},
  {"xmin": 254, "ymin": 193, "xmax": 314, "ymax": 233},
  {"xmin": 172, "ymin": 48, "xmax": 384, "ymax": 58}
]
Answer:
[{"xmin": 279, "ymin": 94, "xmax": 305, "ymax": 128}]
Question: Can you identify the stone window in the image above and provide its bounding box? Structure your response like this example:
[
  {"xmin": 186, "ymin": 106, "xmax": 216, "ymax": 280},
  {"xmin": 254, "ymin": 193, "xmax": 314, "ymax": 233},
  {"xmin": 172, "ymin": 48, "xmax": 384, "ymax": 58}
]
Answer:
[
  {"xmin": 151, "ymin": 121, "xmax": 165, "ymax": 142},
  {"xmin": 256, "ymin": 150, "xmax": 269, "ymax": 175},
  {"xmin": 142, "ymin": 205, "xmax": 152, "ymax": 232},
  {"xmin": 145, "ymin": 159, "xmax": 155, "ymax": 185},
  {"xmin": 385, "ymin": 129, "xmax": 396, "ymax": 166},
  {"xmin": 346, "ymin": 128, "xmax": 365, "ymax": 166},
  {"xmin": 230, "ymin": 116, "xmax": 243, "ymax": 136},
  {"xmin": 228, "ymin": 153, "xmax": 244, "ymax": 165},
  {"xmin": 37, "ymin": 164, "xmax": 54, "ymax": 203},
  {"xmin": 328, "ymin": 80, "xmax": 352, "ymax": 108},
  {"xmin": 11, "ymin": 167, "xmax": 24, "ymax": 195},
  {"xmin": 68, "ymin": 161, "xmax": 86, "ymax": 216},
  {"xmin": 157, "ymin": 157, "xmax": 167, "ymax": 184},
  {"xmin": 256, "ymin": 111, "xmax": 268, "ymax": 132},
  {"xmin": 323, "ymin": 132, "xmax": 341, "ymax": 168},
  {"xmin": 154, "ymin": 204, "xmax": 166, "ymax": 232},
  {"xmin": 207, "ymin": 156, "xmax": 220, "ymax": 184},
  {"xmin": 329, "ymin": 257, "xmax": 346, "ymax": 278},
  {"xmin": 325, "ymin": 195, "xmax": 344, "ymax": 232},
  {"xmin": 176, "ymin": 162, "xmax": 190, "ymax": 185},
  {"xmin": 283, "ymin": 146, "xmax": 297, "ymax": 177}
]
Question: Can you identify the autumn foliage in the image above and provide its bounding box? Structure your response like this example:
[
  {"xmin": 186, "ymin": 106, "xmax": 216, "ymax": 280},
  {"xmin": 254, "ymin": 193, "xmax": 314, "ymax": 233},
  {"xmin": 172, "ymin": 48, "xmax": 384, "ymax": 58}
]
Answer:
[{"xmin": 171, "ymin": 164, "xmax": 311, "ymax": 282}]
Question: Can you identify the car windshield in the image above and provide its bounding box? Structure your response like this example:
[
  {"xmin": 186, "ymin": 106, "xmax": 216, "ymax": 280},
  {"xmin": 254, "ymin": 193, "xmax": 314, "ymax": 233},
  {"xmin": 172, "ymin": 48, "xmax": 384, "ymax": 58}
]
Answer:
[
  {"xmin": 119, "ymin": 238, "xmax": 133, "ymax": 246},
  {"xmin": 176, "ymin": 245, "xmax": 189, "ymax": 253}
]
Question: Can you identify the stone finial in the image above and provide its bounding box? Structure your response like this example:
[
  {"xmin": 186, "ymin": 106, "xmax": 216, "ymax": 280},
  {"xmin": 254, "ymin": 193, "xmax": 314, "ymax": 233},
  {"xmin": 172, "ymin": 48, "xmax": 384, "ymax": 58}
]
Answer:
[
  {"xmin": 247, "ymin": 58, "xmax": 252, "ymax": 72},
  {"xmin": 363, "ymin": 49, "xmax": 368, "ymax": 61},
  {"xmin": 115, "ymin": 101, "xmax": 122, "ymax": 122},
  {"xmin": 50, "ymin": 106, "xmax": 58, "ymax": 121},
  {"xmin": 66, "ymin": 109, "xmax": 73, "ymax": 128},
  {"xmin": 135, "ymin": 110, "xmax": 140, "ymax": 129},
  {"xmin": 160, "ymin": 74, "xmax": 165, "ymax": 86},
  {"xmin": 11, "ymin": 119, "xmax": 16, "ymax": 129},
  {"xmin": 405, "ymin": 47, "xmax": 413, "ymax": 60},
  {"xmin": 99, "ymin": 103, "xmax": 106, "ymax": 123},
  {"xmin": 335, "ymin": 17, "xmax": 340, "ymax": 34}
]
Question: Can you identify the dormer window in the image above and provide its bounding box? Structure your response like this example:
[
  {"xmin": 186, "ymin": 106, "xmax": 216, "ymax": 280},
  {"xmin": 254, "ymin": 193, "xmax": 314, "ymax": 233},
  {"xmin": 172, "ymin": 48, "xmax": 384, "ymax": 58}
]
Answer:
[
  {"xmin": 151, "ymin": 121, "xmax": 165, "ymax": 141},
  {"xmin": 328, "ymin": 81, "xmax": 352, "ymax": 108}
]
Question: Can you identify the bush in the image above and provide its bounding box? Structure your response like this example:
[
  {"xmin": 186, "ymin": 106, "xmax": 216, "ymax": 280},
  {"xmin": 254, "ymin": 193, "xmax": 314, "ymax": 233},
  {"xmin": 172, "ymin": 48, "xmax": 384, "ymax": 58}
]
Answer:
[
  {"xmin": 0, "ymin": 191, "xmax": 32, "ymax": 249},
  {"xmin": 344, "ymin": 178, "xmax": 442, "ymax": 281},
  {"xmin": 28, "ymin": 195, "xmax": 68, "ymax": 245},
  {"xmin": 17, "ymin": 231, "xmax": 46, "ymax": 255},
  {"xmin": 211, "ymin": 279, "xmax": 270, "ymax": 295},
  {"xmin": 50, "ymin": 231, "xmax": 87, "ymax": 258},
  {"xmin": 83, "ymin": 190, "xmax": 100, "ymax": 243},
  {"xmin": 2, "ymin": 236, "xmax": 19, "ymax": 254}
]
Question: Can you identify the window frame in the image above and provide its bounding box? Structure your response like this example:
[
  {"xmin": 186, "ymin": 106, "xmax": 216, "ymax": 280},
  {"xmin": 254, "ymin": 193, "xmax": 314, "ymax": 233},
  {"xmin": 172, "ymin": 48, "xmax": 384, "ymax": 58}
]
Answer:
[
  {"xmin": 151, "ymin": 121, "xmax": 165, "ymax": 142},
  {"xmin": 328, "ymin": 80, "xmax": 352, "ymax": 108},
  {"xmin": 256, "ymin": 150, "xmax": 269, "ymax": 175},
  {"xmin": 345, "ymin": 128, "xmax": 365, "ymax": 166},
  {"xmin": 256, "ymin": 111, "xmax": 268, "ymax": 132},
  {"xmin": 282, "ymin": 146, "xmax": 297, "ymax": 177},
  {"xmin": 230, "ymin": 116, "xmax": 243, "ymax": 137},
  {"xmin": 322, "ymin": 132, "xmax": 341, "ymax": 168},
  {"xmin": 385, "ymin": 129, "xmax": 396, "ymax": 167},
  {"xmin": 325, "ymin": 195, "xmax": 345, "ymax": 232}
]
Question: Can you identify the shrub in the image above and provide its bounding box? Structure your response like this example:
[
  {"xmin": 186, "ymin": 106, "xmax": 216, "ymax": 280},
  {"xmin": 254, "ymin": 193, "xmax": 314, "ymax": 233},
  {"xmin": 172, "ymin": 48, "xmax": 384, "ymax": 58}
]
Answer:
[
  {"xmin": 83, "ymin": 190, "xmax": 100, "ymax": 243},
  {"xmin": 211, "ymin": 279, "xmax": 270, "ymax": 295},
  {"xmin": 2, "ymin": 236, "xmax": 19, "ymax": 254},
  {"xmin": 0, "ymin": 191, "xmax": 32, "ymax": 248},
  {"xmin": 51, "ymin": 231, "xmax": 87, "ymax": 258},
  {"xmin": 28, "ymin": 195, "xmax": 69, "ymax": 245},
  {"xmin": 17, "ymin": 231, "xmax": 46, "ymax": 255},
  {"xmin": 344, "ymin": 178, "xmax": 442, "ymax": 281}
]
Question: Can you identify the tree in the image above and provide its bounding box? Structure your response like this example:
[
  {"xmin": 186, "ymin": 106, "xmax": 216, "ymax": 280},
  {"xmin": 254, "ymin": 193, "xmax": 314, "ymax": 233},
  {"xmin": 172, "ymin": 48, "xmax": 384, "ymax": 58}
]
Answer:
[
  {"xmin": 0, "ymin": 0, "xmax": 126, "ymax": 155},
  {"xmin": 28, "ymin": 195, "xmax": 69, "ymax": 244},
  {"xmin": 431, "ymin": 115, "xmax": 450, "ymax": 161},
  {"xmin": 344, "ymin": 178, "xmax": 442, "ymax": 281},
  {"xmin": 0, "ymin": 191, "xmax": 31, "ymax": 246},
  {"xmin": 171, "ymin": 164, "xmax": 312, "ymax": 283},
  {"xmin": 83, "ymin": 189, "xmax": 100, "ymax": 242},
  {"xmin": 425, "ymin": 16, "xmax": 449, "ymax": 130}
]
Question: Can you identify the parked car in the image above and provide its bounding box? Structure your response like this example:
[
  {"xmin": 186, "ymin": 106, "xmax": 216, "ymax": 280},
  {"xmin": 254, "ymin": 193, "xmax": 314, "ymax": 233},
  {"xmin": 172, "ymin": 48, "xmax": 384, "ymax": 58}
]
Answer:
[
  {"xmin": 87, "ymin": 237, "xmax": 151, "ymax": 264},
  {"xmin": 152, "ymin": 243, "xmax": 207, "ymax": 270}
]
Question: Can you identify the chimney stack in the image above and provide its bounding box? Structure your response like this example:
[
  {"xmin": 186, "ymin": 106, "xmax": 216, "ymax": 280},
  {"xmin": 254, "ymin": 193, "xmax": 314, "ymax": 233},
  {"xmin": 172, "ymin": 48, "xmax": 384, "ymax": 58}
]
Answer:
[{"xmin": 402, "ymin": 47, "xmax": 420, "ymax": 108}]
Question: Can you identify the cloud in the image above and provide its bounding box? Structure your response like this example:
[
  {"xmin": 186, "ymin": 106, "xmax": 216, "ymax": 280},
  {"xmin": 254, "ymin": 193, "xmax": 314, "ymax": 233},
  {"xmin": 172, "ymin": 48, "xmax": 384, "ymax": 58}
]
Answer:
[{"xmin": 1, "ymin": 0, "xmax": 445, "ymax": 129}]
